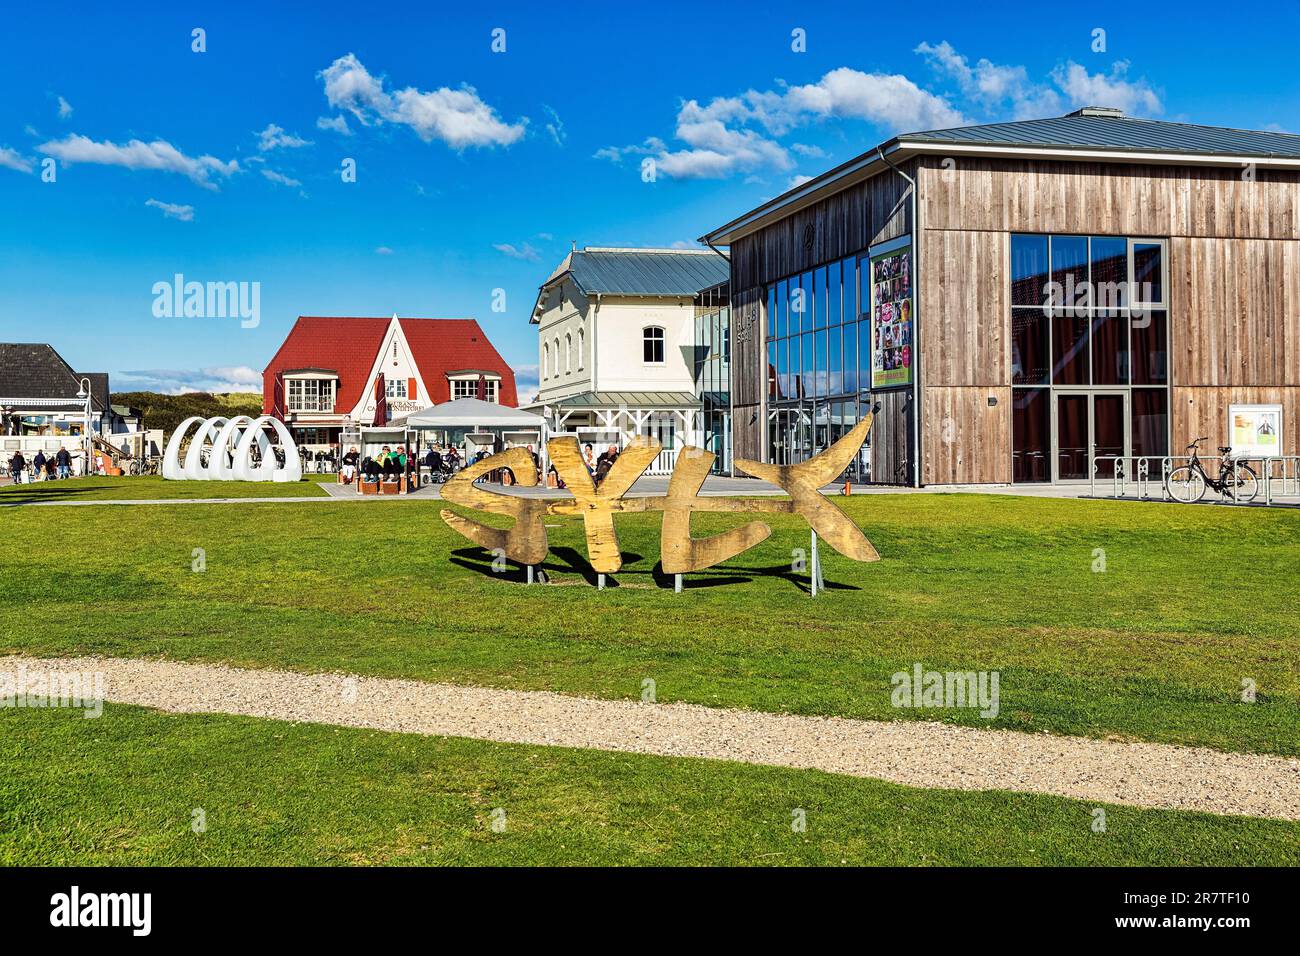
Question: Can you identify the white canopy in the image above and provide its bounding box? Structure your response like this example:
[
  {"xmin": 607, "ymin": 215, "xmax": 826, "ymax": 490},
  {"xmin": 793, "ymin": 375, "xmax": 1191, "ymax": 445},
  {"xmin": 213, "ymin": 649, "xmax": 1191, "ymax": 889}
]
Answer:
[{"xmin": 400, "ymin": 398, "xmax": 546, "ymax": 430}]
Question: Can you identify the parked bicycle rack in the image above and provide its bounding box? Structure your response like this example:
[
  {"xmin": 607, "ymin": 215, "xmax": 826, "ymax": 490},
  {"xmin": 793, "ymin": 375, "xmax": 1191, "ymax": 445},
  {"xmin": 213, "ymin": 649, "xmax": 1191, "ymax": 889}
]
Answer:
[{"xmin": 1090, "ymin": 454, "xmax": 1300, "ymax": 506}]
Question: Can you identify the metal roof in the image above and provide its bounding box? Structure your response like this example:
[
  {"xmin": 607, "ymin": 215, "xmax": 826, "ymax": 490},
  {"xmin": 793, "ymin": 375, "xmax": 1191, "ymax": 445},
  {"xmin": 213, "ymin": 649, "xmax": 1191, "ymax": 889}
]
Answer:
[
  {"xmin": 572, "ymin": 249, "xmax": 729, "ymax": 296},
  {"xmin": 558, "ymin": 248, "xmax": 729, "ymax": 297},
  {"xmin": 540, "ymin": 390, "xmax": 701, "ymax": 409},
  {"xmin": 702, "ymin": 108, "xmax": 1300, "ymax": 245},
  {"xmin": 904, "ymin": 112, "xmax": 1300, "ymax": 158}
]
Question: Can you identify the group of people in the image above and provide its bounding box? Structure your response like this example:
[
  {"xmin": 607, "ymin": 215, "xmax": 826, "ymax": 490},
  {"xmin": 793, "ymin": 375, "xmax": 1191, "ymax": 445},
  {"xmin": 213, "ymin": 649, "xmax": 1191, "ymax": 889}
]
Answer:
[
  {"xmin": 8, "ymin": 447, "xmax": 75, "ymax": 483},
  {"xmin": 337, "ymin": 443, "xmax": 467, "ymax": 485}
]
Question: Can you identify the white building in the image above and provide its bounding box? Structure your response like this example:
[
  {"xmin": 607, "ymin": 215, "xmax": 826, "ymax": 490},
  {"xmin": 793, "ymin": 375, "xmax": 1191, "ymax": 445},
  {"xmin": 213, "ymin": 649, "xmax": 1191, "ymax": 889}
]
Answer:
[{"xmin": 527, "ymin": 246, "xmax": 729, "ymax": 474}]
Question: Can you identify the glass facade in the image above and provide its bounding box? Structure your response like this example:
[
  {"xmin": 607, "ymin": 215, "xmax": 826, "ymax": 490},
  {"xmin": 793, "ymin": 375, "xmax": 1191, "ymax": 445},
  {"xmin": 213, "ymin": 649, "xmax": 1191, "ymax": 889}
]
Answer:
[
  {"xmin": 694, "ymin": 284, "xmax": 731, "ymax": 474},
  {"xmin": 1010, "ymin": 233, "xmax": 1170, "ymax": 482},
  {"xmin": 764, "ymin": 251, "xmax": 880, "ymax": 481}
]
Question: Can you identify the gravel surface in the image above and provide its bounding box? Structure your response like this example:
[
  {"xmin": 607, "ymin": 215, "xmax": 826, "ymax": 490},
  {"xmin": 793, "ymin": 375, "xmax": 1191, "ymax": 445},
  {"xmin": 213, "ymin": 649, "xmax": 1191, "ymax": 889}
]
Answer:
[{"xmin": 6, "ymin": 654, "xmax": 1298, "ymax": 821}]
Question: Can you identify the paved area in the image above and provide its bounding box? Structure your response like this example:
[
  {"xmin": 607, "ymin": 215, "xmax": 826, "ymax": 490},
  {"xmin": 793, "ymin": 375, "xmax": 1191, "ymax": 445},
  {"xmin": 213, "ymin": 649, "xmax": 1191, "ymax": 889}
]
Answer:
[
  {"xmin": 8, "ymin": 654, "xmax": 1298, "ymax": 822},
  {"xmin": 5, "ymin": 475, "xmax": 1297, "ymax": 507}
]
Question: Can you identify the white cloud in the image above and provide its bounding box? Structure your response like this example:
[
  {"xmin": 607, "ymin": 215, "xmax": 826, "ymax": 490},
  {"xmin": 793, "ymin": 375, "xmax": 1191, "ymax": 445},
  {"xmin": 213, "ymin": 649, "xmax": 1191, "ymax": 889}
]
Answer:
[
  {"xmin": 597, "ymin": 67, "xmax": 963, "ymax": 180},
  {"xmin": 56, "ymin": 96, "xmax": 73, "ymax": 119},
  {"xmin": 261, "ymin": 168, "xmax": 302, "ymax": 188},
  {"xmin": 144, "ymin": 198, "xmax": 194, "ymax": 221},
  {"xmin": 1051, "ymin": 60, "xmax": 1162, "ymax": 116},
  {"xmin": 493, "ymin": 242, "xmax": 540, "ymax": 262},
  {"xmin": 318, "ymin": 52, "xmax": 525, "ymax": 149},
  {"xmin": 0, "ymin": 147, "xmax": 33, "ymax": 173},
  {"xmin": 37, "ymin": 134, "xmax": 240, "ymax": 190},
  {"xmin": 543, "ymin": 105, "xmax": 566, "ymax": 146},
  {"xmin": 787, "ymin": 174, "xmax": 815, "ymax": 190},
  {"xmin": 316, "ymin": 114, "xmax": 351, "ymax": 135},
  {"xmin": 916, "ymin": 40, "xmax": 1161, "ymax": 119},
  {"xmin": 116, "ymin": 366, "xmax": 261, "ymax": 394},
  {"xmin": 257, "ymin": 123, "xmax": 311, "ymax": 151},
  {"xmin": 375, "ymin": 246, "xmax": 394, "ymax": 255},
  {"xmin": 791, "ymin": 143, "xmax": 827, "ymax": 158}
]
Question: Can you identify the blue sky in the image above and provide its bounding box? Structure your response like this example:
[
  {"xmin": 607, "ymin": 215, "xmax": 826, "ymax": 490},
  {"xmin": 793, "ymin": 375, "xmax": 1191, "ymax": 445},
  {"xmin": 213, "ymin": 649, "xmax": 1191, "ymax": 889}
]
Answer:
[{"xmin": 2, "ymin": 0, "xmax": 1298, "ymax": 400}]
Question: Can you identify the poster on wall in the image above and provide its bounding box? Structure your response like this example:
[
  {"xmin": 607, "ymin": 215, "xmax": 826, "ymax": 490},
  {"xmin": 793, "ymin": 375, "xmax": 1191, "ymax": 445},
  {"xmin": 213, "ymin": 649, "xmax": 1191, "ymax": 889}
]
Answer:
[
  {"xmin": 870, "ymin": 242, "xmax": 913, "ymax": 389},
  {"xmin": 1228, "ymin": 404, "xmax": 1283, "ymax": 457}
]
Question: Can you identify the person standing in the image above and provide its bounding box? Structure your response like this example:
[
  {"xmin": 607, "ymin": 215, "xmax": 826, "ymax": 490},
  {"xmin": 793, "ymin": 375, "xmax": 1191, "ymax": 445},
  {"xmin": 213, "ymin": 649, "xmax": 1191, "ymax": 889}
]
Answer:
[
  {"xmin": 9, "ymin": 450, "xmax": 25, "ymax": 483},
  {"xmin": 32, "ymin": 449, "xmax": 47, "ymax": 481},
  {"xmin": 55, "ymin": 446, "xmax": 71, "ymax": 480}
]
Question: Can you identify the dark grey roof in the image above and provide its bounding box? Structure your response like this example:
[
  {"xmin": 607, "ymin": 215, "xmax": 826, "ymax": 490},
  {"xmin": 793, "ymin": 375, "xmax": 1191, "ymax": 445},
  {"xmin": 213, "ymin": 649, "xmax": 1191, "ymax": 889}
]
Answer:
[
  {"xmin": 565, "ymin": 249, "xmax": 729, "ymax": 297},
  {"xmin": 0, "ymin": 343, "xmax": 108, "ymax": 411},
  {"xmin": 902, "ymin": 112, "xmax": 1300, "ymax": 159}
]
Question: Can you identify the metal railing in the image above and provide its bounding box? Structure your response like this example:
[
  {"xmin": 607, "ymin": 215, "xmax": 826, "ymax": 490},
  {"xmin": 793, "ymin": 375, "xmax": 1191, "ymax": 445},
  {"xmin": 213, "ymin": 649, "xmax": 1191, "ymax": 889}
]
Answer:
[{"xmin": 1090, "ymin": 455, "xmax": 1300, "ymax": 505}]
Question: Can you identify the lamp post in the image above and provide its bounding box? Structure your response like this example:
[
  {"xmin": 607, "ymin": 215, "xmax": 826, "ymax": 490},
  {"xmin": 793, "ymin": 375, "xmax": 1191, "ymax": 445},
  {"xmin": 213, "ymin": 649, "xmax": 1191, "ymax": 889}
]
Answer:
[{"xmin": 75, "ymin": 377, "xmax": 92, "ymax": 477}]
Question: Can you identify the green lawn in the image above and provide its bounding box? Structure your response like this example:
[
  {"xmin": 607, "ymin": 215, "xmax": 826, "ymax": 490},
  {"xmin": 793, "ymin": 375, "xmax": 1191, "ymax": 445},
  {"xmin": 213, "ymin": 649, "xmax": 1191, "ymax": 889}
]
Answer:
[
  {"xmin": 2, "ymin": 704, "xmax": 1293, "ymax": 866},
  {"xmin": 0, "ymin": 474, "xmax": 331, "ymax": 502},
  {"xmin": 1, "ymin": 493, "xmax": 1296, "ymax": 755}
]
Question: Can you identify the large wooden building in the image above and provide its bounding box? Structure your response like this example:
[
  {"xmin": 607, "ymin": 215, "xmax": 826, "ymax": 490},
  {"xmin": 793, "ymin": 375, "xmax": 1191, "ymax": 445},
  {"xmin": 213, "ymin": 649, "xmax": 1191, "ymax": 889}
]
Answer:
[{"xmin": 701, "ymin": 107, "xmax": 1300, "ymax": 485}]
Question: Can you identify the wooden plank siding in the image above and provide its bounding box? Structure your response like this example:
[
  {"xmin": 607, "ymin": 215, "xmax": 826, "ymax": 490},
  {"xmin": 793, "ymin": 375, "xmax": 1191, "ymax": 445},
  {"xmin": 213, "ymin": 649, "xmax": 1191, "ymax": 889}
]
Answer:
[
  {"xmin": 923, "ymin": 386, "xmax": 1012, "ymax": 485},
  {"xmin": 916, "ymin": 156, "xmax": 1300, "ymax": 484}
]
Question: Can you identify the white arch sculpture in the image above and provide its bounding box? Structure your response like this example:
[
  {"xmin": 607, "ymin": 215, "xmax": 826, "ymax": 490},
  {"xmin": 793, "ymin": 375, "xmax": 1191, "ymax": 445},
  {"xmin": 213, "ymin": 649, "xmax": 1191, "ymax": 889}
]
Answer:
[{"xmin": 162, "ymin": 415, "xmax": 302, "ymax": 483}]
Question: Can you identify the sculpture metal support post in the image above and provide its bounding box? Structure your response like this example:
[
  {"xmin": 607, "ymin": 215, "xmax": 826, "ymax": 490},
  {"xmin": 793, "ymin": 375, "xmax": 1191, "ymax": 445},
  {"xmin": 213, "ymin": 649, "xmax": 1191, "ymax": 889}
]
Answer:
[
  {"xmin": 810, "ymin": 530, "xmax": 825, "ymax": 597},
  {"xmin": 674, "ymin": 573, "xmax": 682, "ymax": 594}
]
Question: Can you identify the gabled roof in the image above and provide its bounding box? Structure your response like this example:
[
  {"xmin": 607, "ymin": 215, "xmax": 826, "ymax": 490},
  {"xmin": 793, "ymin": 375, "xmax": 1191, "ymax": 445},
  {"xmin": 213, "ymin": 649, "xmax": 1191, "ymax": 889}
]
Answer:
[
  {"xmin": 532, "ymin": 247, "xmax": 729, "ymax": 321},
  {"xmin": 262, "ymin": 316, "xmax": 518, "ymax": 415},
  {"xmin": 0, "ymin": 343, "xmax": 109, "ymax": 411},
  {"xmin": 702, "ymin": 107, "xmax": 1300, "ymax": 245}
]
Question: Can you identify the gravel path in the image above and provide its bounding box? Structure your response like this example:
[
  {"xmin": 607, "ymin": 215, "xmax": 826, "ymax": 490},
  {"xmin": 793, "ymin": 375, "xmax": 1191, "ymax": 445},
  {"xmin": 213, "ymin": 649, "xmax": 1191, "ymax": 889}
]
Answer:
[{"xmin": 6, "ymin": 654, "xmax": 1298, "ymax": 821}]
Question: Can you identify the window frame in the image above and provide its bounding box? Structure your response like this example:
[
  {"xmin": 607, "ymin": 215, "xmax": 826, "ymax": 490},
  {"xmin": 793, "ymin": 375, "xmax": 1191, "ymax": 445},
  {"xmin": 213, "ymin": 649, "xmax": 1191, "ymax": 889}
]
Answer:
[{"xmin": 643, "ymin": 325, "xmax": 666, "ymax": 365}]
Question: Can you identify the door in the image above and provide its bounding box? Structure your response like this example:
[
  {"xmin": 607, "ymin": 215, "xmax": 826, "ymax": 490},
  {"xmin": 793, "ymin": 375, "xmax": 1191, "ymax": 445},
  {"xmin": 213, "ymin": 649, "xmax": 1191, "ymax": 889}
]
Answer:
[{"xmin": 1053, "ymin": 391, "xmax": 1129, "ymax": 482}]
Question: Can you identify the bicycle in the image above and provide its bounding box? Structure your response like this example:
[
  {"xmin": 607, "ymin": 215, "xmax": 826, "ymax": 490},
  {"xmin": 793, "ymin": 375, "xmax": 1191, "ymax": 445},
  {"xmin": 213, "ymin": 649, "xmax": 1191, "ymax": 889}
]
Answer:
[{"xmin": 1165, "ymin": 438, "xmax": 1259, "ymax": 504}]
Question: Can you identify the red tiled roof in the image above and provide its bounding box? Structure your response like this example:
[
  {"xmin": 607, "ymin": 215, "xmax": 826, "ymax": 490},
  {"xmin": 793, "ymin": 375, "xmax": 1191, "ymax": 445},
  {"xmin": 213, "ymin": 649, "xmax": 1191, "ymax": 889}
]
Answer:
[{"xmin": 262, "ymin": 316, "xmax": 518, "ymax": 416}]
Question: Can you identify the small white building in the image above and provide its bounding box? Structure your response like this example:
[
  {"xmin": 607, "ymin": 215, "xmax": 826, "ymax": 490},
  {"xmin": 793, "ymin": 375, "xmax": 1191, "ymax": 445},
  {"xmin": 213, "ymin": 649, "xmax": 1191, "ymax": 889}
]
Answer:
[{"xmin": 527, "ymin": 246, "xmax": 729, "ymax": 474}]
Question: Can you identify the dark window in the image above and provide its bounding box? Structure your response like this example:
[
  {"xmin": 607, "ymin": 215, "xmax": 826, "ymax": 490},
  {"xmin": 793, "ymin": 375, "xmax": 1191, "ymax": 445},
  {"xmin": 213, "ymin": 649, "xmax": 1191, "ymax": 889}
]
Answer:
[
  {"xmin": 1131, "ymin": 388, "xmax": 1169, "ymax": 458},
  {"xmin": 1131, "ymin": 310, "xmax": 1167, "ymax": 385},
  {"xmin": 1011, "ymin": 235, "xmax": 1049, "ymax": 306},
  {"xmin": 828, "ymin": 324, "xmax": 843, "ymax": 395},
  {"xmin": 1050, "ymin": 236, "xmax": 1089, "ymax": 310},
  {"xmin": 1051, "ymin": 313, "xmax": 1089, "ymax": 385},
  {"xmin": 1012, "ymin": 310, "xmax": 1049, "ymax": 385},
  {"xmin": 1013, "ymin": 388, "xmax": 1050, "ymax": 483},
  {"xmin": 643, "ymin": 326, "xmax": 665, "ymax": 364},
  {"xmin": 1091, "ymin": 312, "xmax": 1129, "ymax": 385},
  {"xmin": 1133, "ymin": 242, "xmax": 1163, "ymax": 303},
  {"xmin": 1090, "ymin": 237, "xmax": 1128, "ymax": 308}
]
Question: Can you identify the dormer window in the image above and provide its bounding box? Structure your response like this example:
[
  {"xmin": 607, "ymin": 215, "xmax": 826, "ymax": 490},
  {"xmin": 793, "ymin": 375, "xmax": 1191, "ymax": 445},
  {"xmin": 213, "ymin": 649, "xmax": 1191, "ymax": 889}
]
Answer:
[{"xmin": 284, "ymin": 372, "xmax": 337, "ymax": 413}]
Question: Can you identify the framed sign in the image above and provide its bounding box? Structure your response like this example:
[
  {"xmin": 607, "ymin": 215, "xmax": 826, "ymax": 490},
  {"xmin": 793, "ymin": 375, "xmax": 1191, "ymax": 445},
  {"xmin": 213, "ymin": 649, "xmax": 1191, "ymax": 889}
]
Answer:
[
  {"xmin": 869, "ymin": 240, "xmax": 913, "ymax": 389},
  {"xmin": 1228, "ymin": 404, "xmax": 1283, "ymax": 457}
]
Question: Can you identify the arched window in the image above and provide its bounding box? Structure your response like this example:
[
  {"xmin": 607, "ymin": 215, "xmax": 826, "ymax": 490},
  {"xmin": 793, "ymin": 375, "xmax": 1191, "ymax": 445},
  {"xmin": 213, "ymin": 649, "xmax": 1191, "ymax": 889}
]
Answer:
[
  {"xmin": 643, "ymin": 326, "xmax": 665, "ymax": 364},
  {"xmin": 565, "ymin": 333, "xmax": 573, "ymax": 374},
  {"xmin": 553, "ymin": 337, "xmax": 560, "ymax": 378},
  {"xmin": 577, "ymin": 329, "xmax": 585, "ymax": 370},
  {"xmin": 542, "ymin": 342, "xmax": 549, "ymax": 380}
]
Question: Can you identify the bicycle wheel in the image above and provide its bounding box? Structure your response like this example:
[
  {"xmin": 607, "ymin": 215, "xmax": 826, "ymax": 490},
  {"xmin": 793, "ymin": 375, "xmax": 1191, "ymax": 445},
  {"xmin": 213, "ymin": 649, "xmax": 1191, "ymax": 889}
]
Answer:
[
  {"xmin": 1166, "ymin": 466, "xmax": 1206, "ymax": 503},
  {"xmin": 1223, "ymin": 463, "xmax": 1259, "ymax": 503}
]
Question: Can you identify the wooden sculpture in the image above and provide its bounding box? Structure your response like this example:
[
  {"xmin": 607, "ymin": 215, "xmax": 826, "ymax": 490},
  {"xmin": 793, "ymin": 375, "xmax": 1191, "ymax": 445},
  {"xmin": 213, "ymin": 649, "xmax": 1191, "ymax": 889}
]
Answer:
[{"xmin": 439, "ymin": 409, "xmax": 879, "ymax": 578}]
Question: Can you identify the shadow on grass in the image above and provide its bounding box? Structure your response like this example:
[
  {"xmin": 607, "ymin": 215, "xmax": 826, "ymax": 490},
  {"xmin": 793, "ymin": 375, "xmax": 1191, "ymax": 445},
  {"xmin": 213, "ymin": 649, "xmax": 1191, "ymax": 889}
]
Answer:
[
  {"xmin": 448, "ymin": 545, "xmax": 858, "ymax": 593},
  {"xmin": 0, "ymin": 483, "xmax": 102, "ymax": 506}
]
